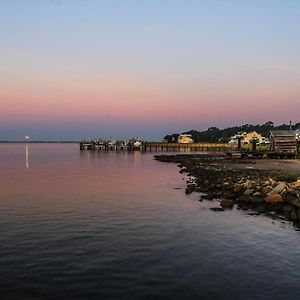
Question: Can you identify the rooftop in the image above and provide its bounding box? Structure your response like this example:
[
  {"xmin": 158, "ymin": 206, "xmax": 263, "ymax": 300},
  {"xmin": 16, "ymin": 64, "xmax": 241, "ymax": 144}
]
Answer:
[{"xmin": 269, "ymin": 130, "xmax": 297, "ymax": 137}]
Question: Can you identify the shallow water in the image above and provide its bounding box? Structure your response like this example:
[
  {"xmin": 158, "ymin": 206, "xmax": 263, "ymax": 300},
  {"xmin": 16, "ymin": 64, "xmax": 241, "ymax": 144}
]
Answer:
[{"xmin": 0, "ymin": 144, "xmax": 299, "ymax": 300}]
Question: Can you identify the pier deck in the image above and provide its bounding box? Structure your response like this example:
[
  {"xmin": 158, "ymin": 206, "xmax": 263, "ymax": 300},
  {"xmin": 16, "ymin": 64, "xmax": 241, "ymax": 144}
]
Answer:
[{"xmin": 80, "ymin": 141, "xmax": 236, "ymax": 152}]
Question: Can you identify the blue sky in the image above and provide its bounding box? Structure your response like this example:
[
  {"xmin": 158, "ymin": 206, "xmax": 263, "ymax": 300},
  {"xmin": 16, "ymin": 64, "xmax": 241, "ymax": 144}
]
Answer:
[{"xmin": 0, "ymin": 0, "xmax": 300, "ymax": 140}]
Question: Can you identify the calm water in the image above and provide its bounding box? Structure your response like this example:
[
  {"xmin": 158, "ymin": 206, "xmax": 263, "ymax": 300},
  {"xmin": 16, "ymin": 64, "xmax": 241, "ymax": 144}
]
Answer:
[{"xmin": 0, "ymin": 144, "xmax": 299, "ymax": 300}]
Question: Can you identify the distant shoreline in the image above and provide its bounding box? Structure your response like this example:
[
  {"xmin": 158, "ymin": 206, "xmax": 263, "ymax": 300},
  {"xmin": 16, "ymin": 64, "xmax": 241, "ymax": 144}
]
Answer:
[{"xmin": 0, "ymin": 141, "xmax": 79, "ymax": 144}]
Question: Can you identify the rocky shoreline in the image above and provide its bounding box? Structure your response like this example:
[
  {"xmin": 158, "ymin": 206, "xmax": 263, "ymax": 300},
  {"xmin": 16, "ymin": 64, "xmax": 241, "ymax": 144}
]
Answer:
[{"xmin": 154, "ymin": 154, "xmax": 300, "ymax": 223}]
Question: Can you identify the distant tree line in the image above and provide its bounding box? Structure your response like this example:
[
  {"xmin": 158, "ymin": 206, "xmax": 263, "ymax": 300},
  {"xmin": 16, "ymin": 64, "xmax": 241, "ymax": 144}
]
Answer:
[{"xmin": 163, "ymin": 121, "xmax": 300, "ymax": 143}]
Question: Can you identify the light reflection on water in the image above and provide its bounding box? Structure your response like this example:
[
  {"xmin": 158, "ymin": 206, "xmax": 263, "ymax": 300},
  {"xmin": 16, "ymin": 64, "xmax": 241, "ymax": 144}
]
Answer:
[{"xmin": 0, "ymin": 143, "xmax": 299, "ymax": 300}]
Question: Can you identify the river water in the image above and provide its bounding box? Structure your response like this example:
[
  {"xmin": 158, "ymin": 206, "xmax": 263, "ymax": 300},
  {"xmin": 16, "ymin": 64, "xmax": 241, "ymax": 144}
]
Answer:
[{"xmin": 0, "ymin": 144, "xmax": 299, "ymax": 300}]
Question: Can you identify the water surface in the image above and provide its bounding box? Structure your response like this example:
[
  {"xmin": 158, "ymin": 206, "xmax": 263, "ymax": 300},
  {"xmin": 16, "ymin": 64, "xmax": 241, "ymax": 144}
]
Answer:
[{"xmin": 0, "ymin": 144, "xmax": 299, "ymax": 300}]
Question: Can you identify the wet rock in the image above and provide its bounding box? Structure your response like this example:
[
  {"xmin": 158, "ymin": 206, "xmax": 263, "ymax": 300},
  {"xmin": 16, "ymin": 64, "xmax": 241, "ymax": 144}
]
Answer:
[
  {"xmin": 250, "ymin": 197, "xmax": 265, "ymax": 204},
  {"xmin": 280, "ymin": 204, "xmax": 296, "ymax": 220},
  {"xmin": 281, "ymin": 204, "xmax": 295, "ymax": 213},
  {"xmin": 240, "ymin": 202, "xmax": 250, "ymax": 210},
  {"xmin": 267, "ymin": 202, "xmax": 284, "ymax": 213},
  {"xmin": 248, "ymin": 211, "xmax": 261, "ymax": 216},
  {"xmin": 222, "ymin": 193, "xmax": 236, "ymax": 200},
  {"xmin": 238, "ymin": 195, "xmax": 250, "ymax": 203},
  {"xmin": 210, "ymin": 207, "xmax": 225, "ymax": 212},
  {"xmin": 220, "ymin": 199, "xmax": 234, "ymax": 209},
  {"xmin": 265, "ymin": 193, "xmax": 283, "ymax": 204},
  {"xmin": 286, "ymin": 198, "xmax": 300, "ymax": 208},
  {"xmin": 185, "ymin": 184, "xmax": 196, "ymax": 194},
  {"xmin": 290, "ymin": 209, "xmax": 298, "ymax": 221},
  {"xmin": 253, "ymin": 204, "xmax": 266, "ymax": 214},
  {"xmin": 202, "ymin": 193, "xmax": 215, "ymax": 200}
]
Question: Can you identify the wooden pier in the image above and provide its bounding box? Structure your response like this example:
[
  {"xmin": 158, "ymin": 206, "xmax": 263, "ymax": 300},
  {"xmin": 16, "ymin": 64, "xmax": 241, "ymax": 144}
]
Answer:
[{"xmin": 80, "ymin": 141, "xmax": 236, "ymax": 152}]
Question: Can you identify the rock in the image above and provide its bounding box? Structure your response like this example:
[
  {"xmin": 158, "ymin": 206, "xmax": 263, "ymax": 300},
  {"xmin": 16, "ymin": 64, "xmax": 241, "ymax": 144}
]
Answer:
[
  {"xmin": 244, "ymin": 189, "xmax": 253, "ymax": 196},
  {"xmin": 254, "ymin": 185, "xmax": 261, "ymax": 192},
  {"xmin": 253, "ymin": 204, "xmax": 266, "ymax": 214},
  {"xmin": 290, "ymin": 210, "xmax": 298, "ymax": 221},
  {"xmin": 270, "ymin": 178, "xmax": 278, "ymax": 188},
  {"xmin": 202, "ymin": 193, "xmax": 215, "ymax": 200},
  {"xmin": 240, "ymin": 202, "xmax": 250, "ymax": 210},
  {"xmin": 248, "ymin": 211, "xmax": 261, "ymax": 216},
  {"xmin": 269, "ymin": 178, "xmax": 276, "ymax": 186},
  {"xmin": 286, "ymin": 198, "xmax": 300, "ymax": 208},
  {"xmin": 234, "ymin": 184, "xmax": 243, "ymax": 194},
  {"xmin": 280, "ymin": 204, "xmax": 296, "ymax": 220},
  {"xmin": 250, "ymin": 197, "xmax": 265, "ymax": 204},
  {"xmin": 286, "ymin": 187, "xmax": 300, "ymax": 197},
  {"xmin": 267, "ymin": 202, "xmax": 284, "ymax": 213},
  {"xmin": 265, "ymin": 193, "xmax": 283, "ymax": 204},
  {"xmin": 253, "ymin": 191, "xmax": 263, "ymax": 197},
  {"xmin": 220, "ymin": 199, "xmax": 234, "ymax": 209},
  {"xmin": 185, "ymin": 184, "xmax": 196, "ymax": 194},
  {"xmin": 210, "ymin": 207, "xmax": 225, "ymax": 212},
  {"xmin": 282, "ymin": 191, "xmax": 298, "ymax": 202},
  {"xmin": 243, "ymin": 179, "xmax": 252, "ymax": 189},
  {"xmin": 281, "ymin": 204, "xmax": 295, "ymax": 213},
  {"xmin": 222, "ymin": 193, "xmax": 236, "ymax": 199},
  {"xmin": 267, "ymin": 182, "xmax": 286, "ymax": 197},
  {"xmin": 262, "ymin": 186, "xmax": 272, "ymax": 194},
  {"xmin": 238, "ymin": 195, "xmax": 250, "ymax": 203}
]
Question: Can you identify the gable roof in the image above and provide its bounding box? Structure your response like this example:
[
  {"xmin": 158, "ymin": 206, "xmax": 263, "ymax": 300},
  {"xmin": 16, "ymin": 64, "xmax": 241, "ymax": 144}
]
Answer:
[{"xmin": 269, "ymin": 130, "xmax": 296, "ymax": 137}]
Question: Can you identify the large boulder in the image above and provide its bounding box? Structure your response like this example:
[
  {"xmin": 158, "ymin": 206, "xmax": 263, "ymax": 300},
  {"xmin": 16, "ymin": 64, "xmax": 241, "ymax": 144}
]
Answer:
[
  {"xmin": 266, "ymin": 193, "xmax": 283, "ymax": 204},
  {"xmin": 286, "ymin": 198, "xmax": 300, "ymax": 208},
  {"xmin": 266, "ymin": 182, "xmax": 286, "ymax": 198}
]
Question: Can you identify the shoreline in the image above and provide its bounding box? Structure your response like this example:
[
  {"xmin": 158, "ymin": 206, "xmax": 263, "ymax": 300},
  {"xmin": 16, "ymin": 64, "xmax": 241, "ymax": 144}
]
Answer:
[{"xmin": 155, "ymin": 154, "xmax": 300, "ymax": 223}]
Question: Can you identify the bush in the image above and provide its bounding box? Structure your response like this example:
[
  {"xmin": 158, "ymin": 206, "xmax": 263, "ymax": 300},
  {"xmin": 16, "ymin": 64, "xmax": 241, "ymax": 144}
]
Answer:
[{"xmin": 276, "ymin": 172, "xmax": 299, "ymax": 183}]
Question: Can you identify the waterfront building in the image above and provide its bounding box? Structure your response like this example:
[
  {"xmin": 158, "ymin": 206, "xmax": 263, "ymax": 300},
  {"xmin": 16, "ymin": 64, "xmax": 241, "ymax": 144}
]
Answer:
[
  {"xmin": 243, "ymin": 131, "xmax": 266, "ymax": 145},
  {"xmin": 295, "ymin": 129, "xmax": 300, "ymax": 141},
  {"xmin": 268, "ymin": 130, "xmax": 297, "ymax": 158},
  {"xmin": 228, "ymin": 132, "xmax": 247, "ymax": 144},
  {"xmin": 178, "ymin": 134, "xmax": 194, "ymax": 144}
]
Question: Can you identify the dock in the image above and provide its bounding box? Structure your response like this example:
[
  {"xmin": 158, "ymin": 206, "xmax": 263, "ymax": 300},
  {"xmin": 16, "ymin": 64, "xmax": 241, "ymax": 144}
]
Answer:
[{"xmin": 79, "ymin": 141, "xmax": 236, "ymax": 152}]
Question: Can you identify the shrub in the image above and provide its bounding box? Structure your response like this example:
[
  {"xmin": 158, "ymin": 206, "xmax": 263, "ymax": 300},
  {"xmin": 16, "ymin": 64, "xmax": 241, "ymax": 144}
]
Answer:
[{"xmin": 276, "ymin": 172, "xmax": 299, "ymax": 183}]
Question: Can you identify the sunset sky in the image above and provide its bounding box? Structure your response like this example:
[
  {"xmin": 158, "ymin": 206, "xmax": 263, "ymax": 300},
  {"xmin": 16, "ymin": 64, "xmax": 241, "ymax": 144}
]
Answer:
[{"xmin": 1, "ymin": 0, "xmax": 300, "ymax": 140}]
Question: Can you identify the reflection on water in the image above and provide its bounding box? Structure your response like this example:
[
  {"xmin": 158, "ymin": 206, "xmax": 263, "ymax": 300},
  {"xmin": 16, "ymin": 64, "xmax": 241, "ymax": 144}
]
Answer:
[
  {"xmin": 0, "ymin": 143, "xmax": 300, "ymax": 300},
  {"xmin": 25, "ymin": 144, "xmax": 29, "ymax": 169}
]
